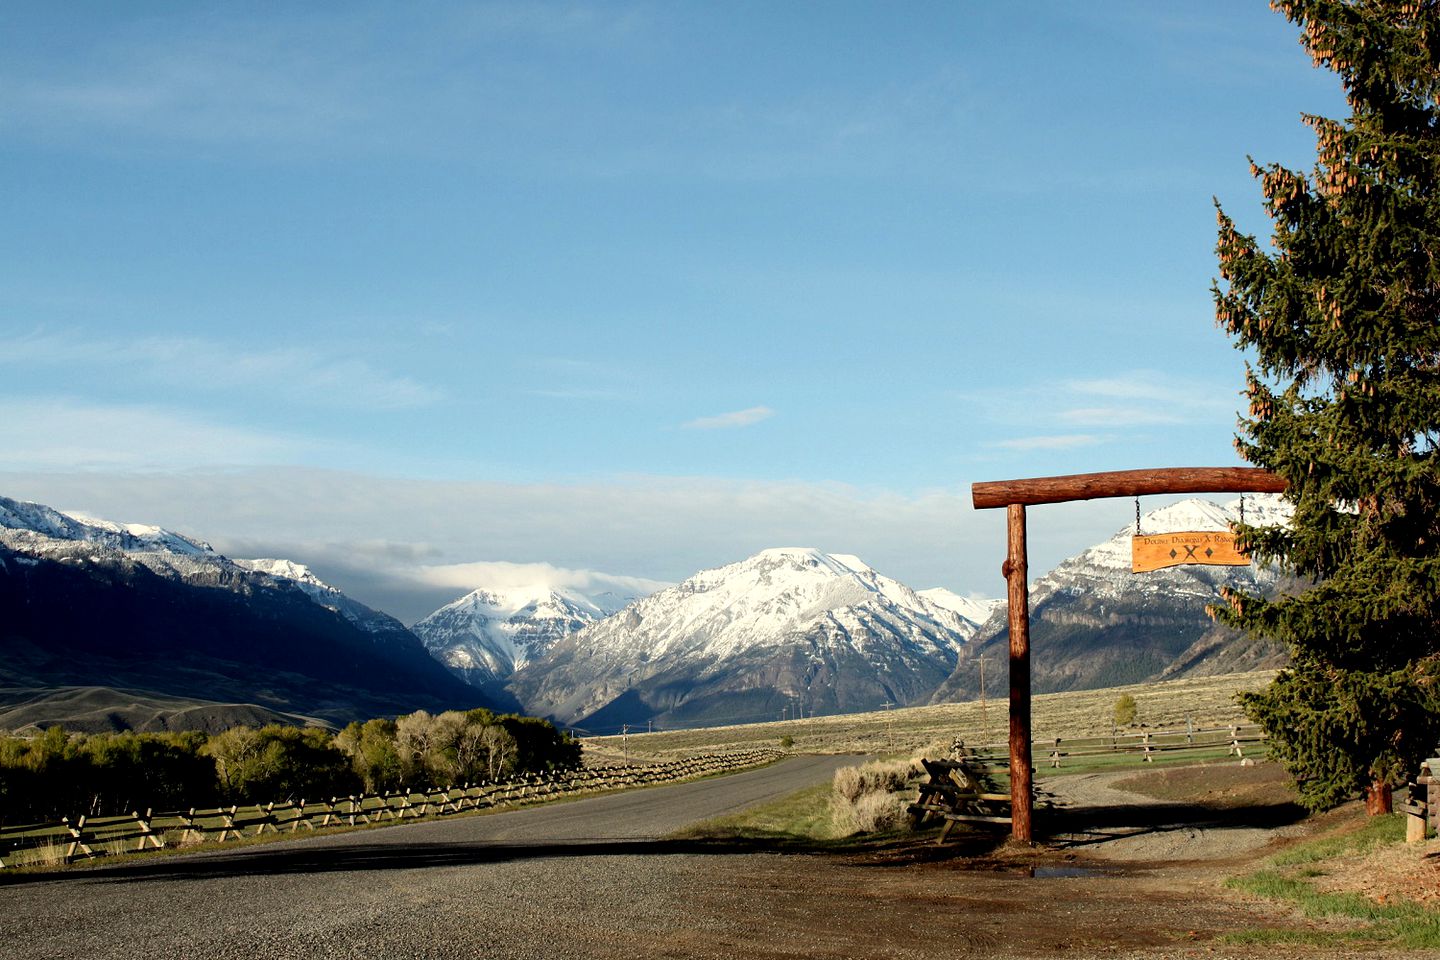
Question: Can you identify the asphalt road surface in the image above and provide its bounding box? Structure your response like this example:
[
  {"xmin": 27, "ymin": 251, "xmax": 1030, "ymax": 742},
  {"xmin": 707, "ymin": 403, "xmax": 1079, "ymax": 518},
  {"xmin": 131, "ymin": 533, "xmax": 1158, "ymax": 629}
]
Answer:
[{"xmin": 1, "ymin": 755, "xmax": 862, "ymax": 960}]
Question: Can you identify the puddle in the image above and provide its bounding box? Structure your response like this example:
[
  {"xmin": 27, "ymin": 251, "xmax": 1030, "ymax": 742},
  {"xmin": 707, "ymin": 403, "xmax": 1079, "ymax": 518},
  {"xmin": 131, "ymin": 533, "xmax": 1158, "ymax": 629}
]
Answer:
[{"xmin": 1030, "ymin": 865, "xmax": 1112, "ymax": 879}]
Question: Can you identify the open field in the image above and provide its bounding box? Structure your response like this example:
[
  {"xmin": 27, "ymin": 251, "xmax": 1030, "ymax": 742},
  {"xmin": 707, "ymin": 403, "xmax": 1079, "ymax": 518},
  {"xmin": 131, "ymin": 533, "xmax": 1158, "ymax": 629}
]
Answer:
[{"xmin": 585, "ymin": 669, "xmax": 1276, "ymax": 761}]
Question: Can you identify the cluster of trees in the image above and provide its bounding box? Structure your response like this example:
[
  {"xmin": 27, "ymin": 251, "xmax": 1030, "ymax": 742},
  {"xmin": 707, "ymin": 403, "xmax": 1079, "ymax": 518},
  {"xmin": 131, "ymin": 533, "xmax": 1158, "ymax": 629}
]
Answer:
[
  {"xmin": 1214, "ymin": 0, "xmax": 1440, "ymax": 812},
  {"xmin": 0, "ymin": 708, "xmax": 579, "ymax": 825}
]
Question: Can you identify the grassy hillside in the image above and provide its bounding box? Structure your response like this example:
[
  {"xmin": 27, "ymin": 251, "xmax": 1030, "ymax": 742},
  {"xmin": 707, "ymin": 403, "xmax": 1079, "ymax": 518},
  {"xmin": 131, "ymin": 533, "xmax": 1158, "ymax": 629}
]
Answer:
[{"xmin": 585, "ymin": 669, "xmax": 1276, "ymax": 761}]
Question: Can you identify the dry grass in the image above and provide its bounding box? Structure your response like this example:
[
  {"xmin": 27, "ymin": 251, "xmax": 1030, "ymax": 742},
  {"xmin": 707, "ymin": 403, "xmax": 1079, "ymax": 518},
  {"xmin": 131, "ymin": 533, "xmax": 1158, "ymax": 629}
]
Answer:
[
  {"xmin": 588, "ymin": 670, "xmax": 1275, "ymax": 760},
  {"xmin": 830, "ymin": 759, "xmax": 920, "ymax": 836}
]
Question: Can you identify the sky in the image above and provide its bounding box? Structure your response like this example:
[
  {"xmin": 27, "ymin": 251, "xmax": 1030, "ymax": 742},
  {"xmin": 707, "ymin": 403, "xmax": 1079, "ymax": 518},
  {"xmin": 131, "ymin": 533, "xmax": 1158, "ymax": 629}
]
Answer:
[{"xmin": 0, "ymin": 2, "xmax": 1349, "ymax": 623}]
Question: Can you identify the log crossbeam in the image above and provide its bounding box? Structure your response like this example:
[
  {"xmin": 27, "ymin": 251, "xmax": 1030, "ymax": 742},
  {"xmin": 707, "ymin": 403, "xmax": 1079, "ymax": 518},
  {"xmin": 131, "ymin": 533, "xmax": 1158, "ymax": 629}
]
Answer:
[
  {"xmin": 972, "ymin": 466, "xmax": 1286, "ymax": 510},
  {"xmin": 969, "ymin": 466, "xmax": 1286, "ymax": 845}
]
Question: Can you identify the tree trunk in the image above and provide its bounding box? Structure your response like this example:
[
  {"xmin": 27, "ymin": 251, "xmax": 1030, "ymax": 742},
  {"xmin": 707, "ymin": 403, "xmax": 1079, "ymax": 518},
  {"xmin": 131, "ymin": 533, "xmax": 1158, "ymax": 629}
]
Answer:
[{"xmin": 1365, "ymin": 778, "xmax": 1393, "ymax": 815}]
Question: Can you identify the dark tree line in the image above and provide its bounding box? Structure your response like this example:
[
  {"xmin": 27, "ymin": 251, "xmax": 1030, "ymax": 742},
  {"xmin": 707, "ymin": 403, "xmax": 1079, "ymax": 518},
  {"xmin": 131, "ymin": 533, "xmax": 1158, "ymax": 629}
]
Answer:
[{"xmin": 0, "ymin": 709, "xmax": 580, "ymax": 825}]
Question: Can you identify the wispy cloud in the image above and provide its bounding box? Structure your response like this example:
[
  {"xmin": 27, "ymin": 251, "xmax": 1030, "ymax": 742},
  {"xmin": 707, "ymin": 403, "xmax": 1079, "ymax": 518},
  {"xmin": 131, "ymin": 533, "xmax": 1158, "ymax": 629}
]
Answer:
[
  {"xmin": 2, "ymin": 331, "xmax": 439, "ymax": 410},
  {"xmin": 958, "ymin": 369, "xmax": 1237, "ymax": 436},
  {"xmin": 681, "ymin": 406, "xmax": 775, "ymax": 430},
  {"xmin": 0, "ymin": 4, "xmax": 651, "ymax": 156},
  {"xmin": 410, "ymin": 559, "xmax": 671, "ymax": 597},
  {"xmin": 1057, "ymin": 407, "xmax": 1187, "ymax": 427},
  {"xmin": 990, "ymin": 434, "xmax": 1105, "ymax": 452},
  {"xmin": 0, "ymin": 398, "xmax": 307, "ymax": 469}
]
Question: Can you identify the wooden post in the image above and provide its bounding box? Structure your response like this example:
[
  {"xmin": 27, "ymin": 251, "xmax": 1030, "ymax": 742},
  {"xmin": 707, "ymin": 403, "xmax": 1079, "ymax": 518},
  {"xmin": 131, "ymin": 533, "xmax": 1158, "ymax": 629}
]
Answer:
[{"xmin": 1004, "ymin": 503, "xmax": 1034, "ymax": 844}]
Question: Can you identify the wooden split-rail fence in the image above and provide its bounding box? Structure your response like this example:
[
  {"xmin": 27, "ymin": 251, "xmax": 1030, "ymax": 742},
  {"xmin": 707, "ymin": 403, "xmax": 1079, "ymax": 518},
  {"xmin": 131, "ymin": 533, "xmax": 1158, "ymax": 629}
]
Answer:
[
  {"xmin": 0, "ymin": 749, "xmax": 779, "ymax": 869},
  {"xmin": 910, "ymin": 723, "xmax": 1267, "ymax": 842},
  {"xmin": 1036, "ymin": 723, "xmax": 1265, "ymax": 768}
]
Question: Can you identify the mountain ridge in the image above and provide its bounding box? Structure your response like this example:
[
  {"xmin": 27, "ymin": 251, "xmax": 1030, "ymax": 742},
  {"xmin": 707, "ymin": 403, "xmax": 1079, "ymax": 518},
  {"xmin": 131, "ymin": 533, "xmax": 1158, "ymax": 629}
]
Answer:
[
  {"xmin": 507, "ymin": 546, "xmax": 992, "ymax": 731},
  {"xmin": 929, "ymin": 495, "xmax": 1291, "ymax": 703},
  {"xmin": 0, "ymin": 494, "xmax": 491, "ymax": 729}
]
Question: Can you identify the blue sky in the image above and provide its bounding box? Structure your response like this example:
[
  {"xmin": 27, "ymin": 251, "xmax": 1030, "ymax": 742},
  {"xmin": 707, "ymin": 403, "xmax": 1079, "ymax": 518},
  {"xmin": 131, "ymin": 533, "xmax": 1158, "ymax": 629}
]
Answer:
[{"xmin": 0, "ymin": 2, "xmax": 1347, "ymax": 620}]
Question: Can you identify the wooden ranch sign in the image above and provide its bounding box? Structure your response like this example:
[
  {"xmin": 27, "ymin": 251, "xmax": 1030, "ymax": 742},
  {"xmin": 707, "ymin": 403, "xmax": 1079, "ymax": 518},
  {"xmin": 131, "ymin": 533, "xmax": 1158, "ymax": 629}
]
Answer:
[
  {"xmin": 1132, "ymin": 531, "xmax": 1249, "ymax": 573},
  {"xmin": 969, "ymin": 467, "xmax": 1286, "ymax": 845}
]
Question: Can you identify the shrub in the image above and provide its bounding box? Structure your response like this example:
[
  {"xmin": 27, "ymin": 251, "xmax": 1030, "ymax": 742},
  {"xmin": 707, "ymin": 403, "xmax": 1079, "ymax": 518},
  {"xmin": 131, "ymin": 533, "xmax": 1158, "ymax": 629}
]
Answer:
[{"xmin": 1114, "ymin": 694, "xmax": 1138, "ymax": 727}]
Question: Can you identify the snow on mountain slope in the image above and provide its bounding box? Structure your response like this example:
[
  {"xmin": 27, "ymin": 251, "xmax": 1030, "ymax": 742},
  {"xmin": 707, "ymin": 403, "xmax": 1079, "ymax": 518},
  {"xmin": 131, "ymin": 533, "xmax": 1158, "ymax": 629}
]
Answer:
[
  {"xmin": 234, "ymin": 557, "xmax": 411, "ymax": 637},
  {"xmin": 930, "ymin": 494, "xmax": 1292, "ymax": 702},
  {"xmin": 918, "ymin": 588, "xmax": 1003, "ymax": 628},
  {"xmin": 508, "ymin": 547, "xmax": 979, "ymax": 729},
  {"xmin": 413, "ymin": 584, "xmax": 646, "ymax": 687},
  {"xmin": 0, "ymin": 494, "xmax": 409, "ymax": 642},
  {"xmin": 0, "ymin": 496, "xmax": 212, "ymax": 557}
]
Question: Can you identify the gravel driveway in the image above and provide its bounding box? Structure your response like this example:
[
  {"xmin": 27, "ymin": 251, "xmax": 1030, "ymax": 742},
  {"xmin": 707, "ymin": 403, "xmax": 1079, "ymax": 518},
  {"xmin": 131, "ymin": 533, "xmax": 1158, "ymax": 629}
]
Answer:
[
  {"xmin": 1, "ymin": 759, "xmax": 1402, "ymax": 960},
  {"xmin": 0, "ymin": 755, "xmax": 858, "ymax": 960}
]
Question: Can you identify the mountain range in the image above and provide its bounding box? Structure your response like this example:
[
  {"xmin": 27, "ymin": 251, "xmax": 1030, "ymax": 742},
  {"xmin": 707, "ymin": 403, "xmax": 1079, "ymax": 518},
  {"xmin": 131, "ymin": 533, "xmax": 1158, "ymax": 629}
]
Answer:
[
  {"xmin": 0, "ymin": 495, "xmax": 491, "ymax": 731},
  {"xmin": 411, "ymin": 584, "xmax": 644, "ymax": 709},
  {"xmin": 0, "ymin": 492, "xmax": 1291, "ymax": 735}
]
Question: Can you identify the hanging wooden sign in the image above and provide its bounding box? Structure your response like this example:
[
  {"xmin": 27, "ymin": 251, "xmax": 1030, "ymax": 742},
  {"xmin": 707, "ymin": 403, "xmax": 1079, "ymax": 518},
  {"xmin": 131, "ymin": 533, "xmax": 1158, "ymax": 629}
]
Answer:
[{"xmin": 1131, "ymin": 531, "xmax": 1249, "ymax": 573}]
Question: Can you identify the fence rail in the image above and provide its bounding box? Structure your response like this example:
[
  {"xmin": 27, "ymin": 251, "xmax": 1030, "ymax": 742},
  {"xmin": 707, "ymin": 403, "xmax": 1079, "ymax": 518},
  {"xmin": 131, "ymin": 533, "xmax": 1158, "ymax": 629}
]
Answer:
[
  {"xmin": 954, "ymin": 723, "xmax": 1267, "ymax": 770},
  {"xmin": 0, "ymin": 749, "xmax": 780, "ymax": 870}
]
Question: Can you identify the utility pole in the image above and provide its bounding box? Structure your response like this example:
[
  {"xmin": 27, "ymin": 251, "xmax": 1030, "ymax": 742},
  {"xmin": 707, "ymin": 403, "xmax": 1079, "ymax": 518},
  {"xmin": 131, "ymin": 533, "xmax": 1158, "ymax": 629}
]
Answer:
[
  {"xmin": 976, "ymin": 653, "xmax": 991, "ymax": 747},
  {"xmin": 621, "ymin": 724, "xmax": 629, "ymax": 766}
]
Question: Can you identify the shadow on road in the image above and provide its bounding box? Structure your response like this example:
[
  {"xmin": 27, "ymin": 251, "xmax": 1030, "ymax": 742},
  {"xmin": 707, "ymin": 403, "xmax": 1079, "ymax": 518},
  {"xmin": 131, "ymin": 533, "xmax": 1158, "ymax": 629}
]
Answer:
[
  {"xmin": 1040, "ymin": 797, "xmax": 1308, "ymax": 846},
  {"xmin": 0, "ymin": 836, "xmax": 836, "ymax": 887},
  {"xmin": 0, "ymin": 799, "xmax": 1312, "ymax": 887}
]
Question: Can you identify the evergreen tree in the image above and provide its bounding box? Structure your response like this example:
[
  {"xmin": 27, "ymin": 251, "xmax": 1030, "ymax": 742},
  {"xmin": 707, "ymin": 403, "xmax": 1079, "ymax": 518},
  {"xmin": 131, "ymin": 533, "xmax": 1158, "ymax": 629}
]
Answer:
[{"xmin": 1213, "ymin": 0, "xmax": 1440, "ymax": 813}]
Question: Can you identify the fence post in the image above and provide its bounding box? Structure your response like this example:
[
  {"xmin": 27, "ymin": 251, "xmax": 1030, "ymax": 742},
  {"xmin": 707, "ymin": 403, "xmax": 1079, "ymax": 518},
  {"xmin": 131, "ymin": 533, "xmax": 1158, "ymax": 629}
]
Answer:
[
  {"xmin": 63, "ymin": 816, "xmax": 94, "ymax": 863},
  {"xmin": 216, "ymin": 806, "xmax": 241, "ymax": 842},
  {"xmin": 1229, "ymin": 725, "xmax": 1244, "ymax": 759},
  {"xmin": 179, "ymin": 808, "xmax": 201, "ymax": 844},
  {"xmin": 133, "ymin": 809, "xmax": 164, "ymax": 850},
  {"xmin": 1049, "ymin": 738, "xmax": 1062, "ymax": 769}
]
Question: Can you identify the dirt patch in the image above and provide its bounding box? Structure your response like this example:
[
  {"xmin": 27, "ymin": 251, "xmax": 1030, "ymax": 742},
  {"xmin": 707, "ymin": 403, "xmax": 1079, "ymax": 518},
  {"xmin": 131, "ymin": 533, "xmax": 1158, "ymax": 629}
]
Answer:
[
  {"xmin": 1035, "ymin": 763, "xmax": 1311, "ymax": 864},
  {"xmin": 1112, "ymin": 760, "xmax": 1300, "ymax": 808},
  {"xmin": 1310, "ymin": 835, "xmax": 1440, "ymax": 908}
]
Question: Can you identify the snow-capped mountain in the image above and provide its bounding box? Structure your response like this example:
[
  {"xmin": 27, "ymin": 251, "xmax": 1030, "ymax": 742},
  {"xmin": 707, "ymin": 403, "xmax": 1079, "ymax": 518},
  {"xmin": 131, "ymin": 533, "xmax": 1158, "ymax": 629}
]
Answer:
[
  {"xmin": 234, "ymin": 557, "xmax": 410, "ymax": 638},
  {"xmin": 1, "ymin": 496, "xmax": 212, "ymax": 557},
  {"xmin": 508, "ymin": 547, "xmax": 992, "ymax": 731},
  {"xmin": 930, "ymin": 495, "xmax": 1291, "ymax": 703},
  {"xmin": 0, "ymin": 494, "xmax": 487, "ymax": 727},
  {"xmin": 414, "ymin": 585, "xmax": 647, "ymax": 689},
  {"xmin": 918, "ymin": 588, "xmax": 1004, "ymax": 627}
]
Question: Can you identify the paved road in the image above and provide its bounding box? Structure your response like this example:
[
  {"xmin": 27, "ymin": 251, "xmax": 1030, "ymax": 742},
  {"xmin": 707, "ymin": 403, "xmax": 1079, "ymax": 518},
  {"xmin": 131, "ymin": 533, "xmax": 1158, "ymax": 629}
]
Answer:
[{"xmin": 0, "ymin": 755, "xmax": 859, "ymax": 960}]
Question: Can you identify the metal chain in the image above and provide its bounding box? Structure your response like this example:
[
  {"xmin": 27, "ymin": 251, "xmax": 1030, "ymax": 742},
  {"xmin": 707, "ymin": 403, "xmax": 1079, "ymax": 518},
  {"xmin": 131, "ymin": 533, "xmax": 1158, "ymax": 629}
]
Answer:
[
  {"xmin": 1239, "ymin": 493, "xmax": 1245, "ymax": 525},
  {"xmin": 1135, "ymin": 496, "xmax": 1141, "ymax": 535}
]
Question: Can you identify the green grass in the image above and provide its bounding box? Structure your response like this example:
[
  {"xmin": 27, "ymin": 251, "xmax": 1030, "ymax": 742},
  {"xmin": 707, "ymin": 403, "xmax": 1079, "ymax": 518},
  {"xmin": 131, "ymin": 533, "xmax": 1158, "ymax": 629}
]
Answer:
[
  {"xmin": 1223, "ymin": 814, "xmax": 1440, "ymax": 949},
  {"xmin": 1034, "ymin": 745, "xmax": 1245, "ymax": 778},
  {"xmin": 671, "ymin": 782, "xmax": 840, "ymax": 844},
  {"xmin": 1270, "ymin": 811, "xmax": 1405, "ymax": 865}
]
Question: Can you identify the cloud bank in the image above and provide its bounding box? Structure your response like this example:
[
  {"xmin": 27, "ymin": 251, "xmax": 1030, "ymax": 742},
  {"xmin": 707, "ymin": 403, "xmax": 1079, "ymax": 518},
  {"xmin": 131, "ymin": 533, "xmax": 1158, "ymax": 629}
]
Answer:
[{"xmin": 0, "ymin": 465, "xmax": 1141, "ymax": 624}]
